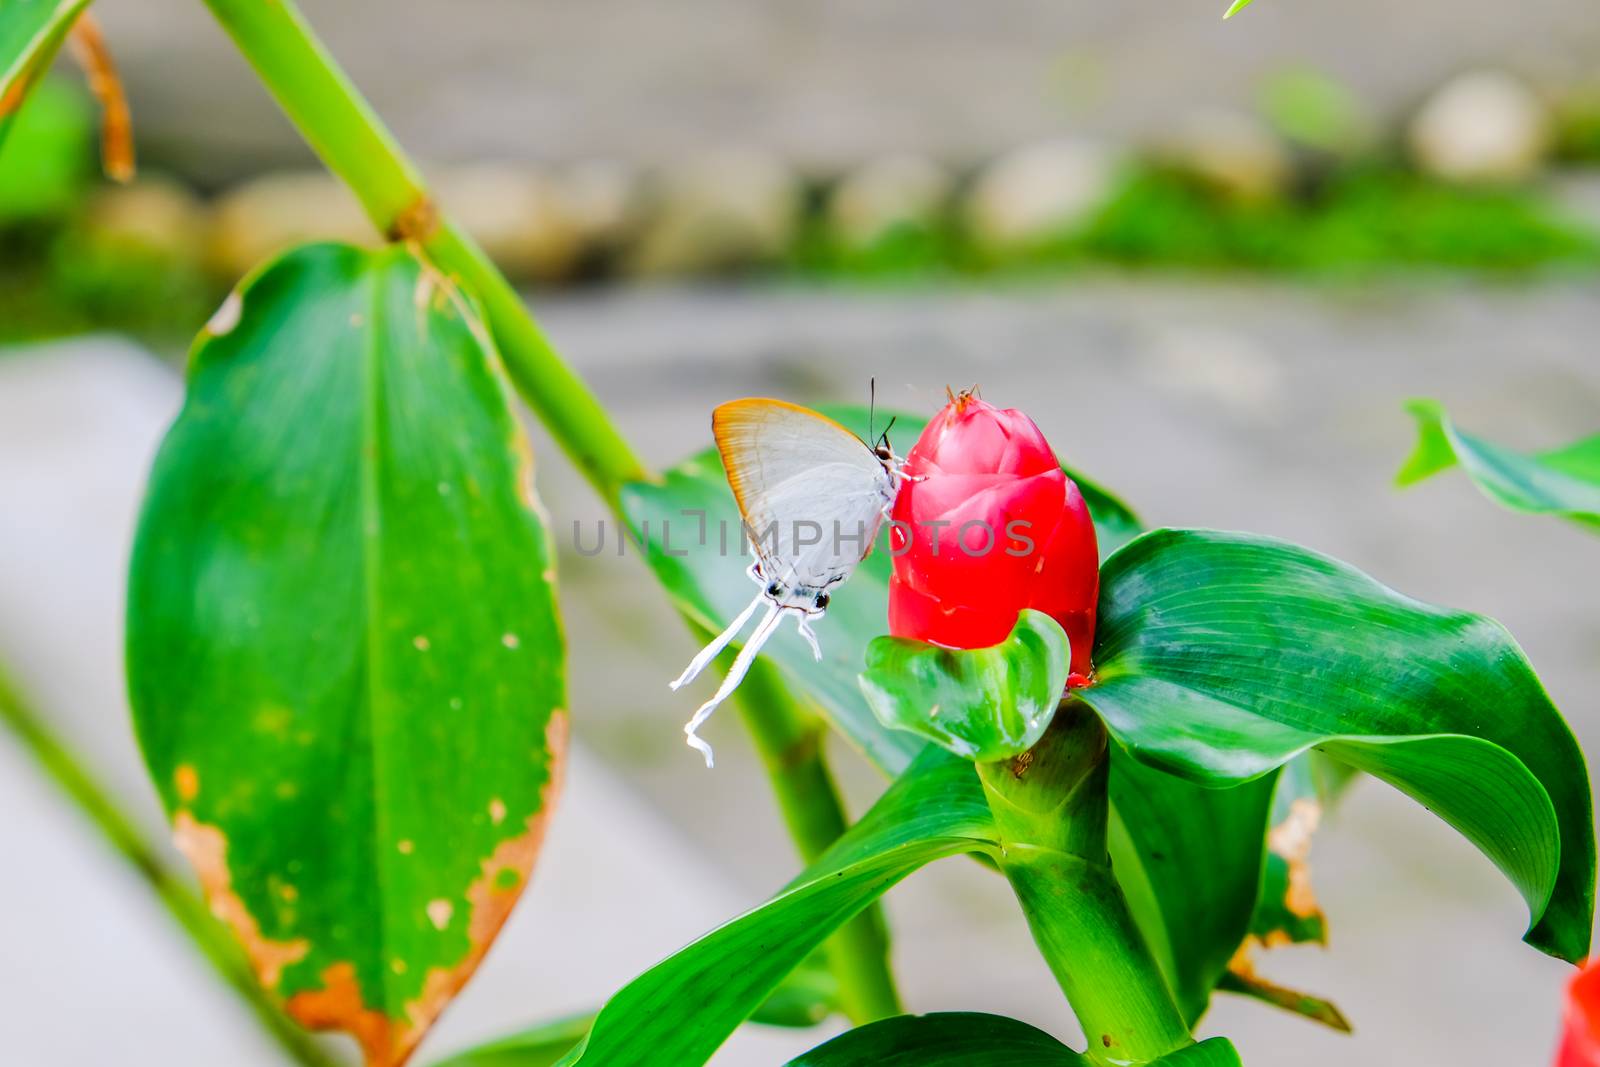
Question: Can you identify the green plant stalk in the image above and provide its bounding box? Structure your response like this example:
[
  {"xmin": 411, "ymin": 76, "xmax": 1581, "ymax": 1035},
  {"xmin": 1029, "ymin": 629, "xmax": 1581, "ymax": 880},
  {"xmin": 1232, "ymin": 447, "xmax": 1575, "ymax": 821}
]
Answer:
[
  {"xmin": 196, "ymin": 0, "xmax": 645, "ymax": 513},
  {"xmin": 0, "ymin": 664, "xmax": 341, "ymax": 1067},
  {"xmin": 733, "ymin": 659, "xmax": 902, "ymax": 1024},
  {"xmin": 195, "ymin": 0, "xmax": 899, "ymax": 1025},
  {"xmin": 979, "ymin": 703, "xmax": 1193, "ymax": 1064}
]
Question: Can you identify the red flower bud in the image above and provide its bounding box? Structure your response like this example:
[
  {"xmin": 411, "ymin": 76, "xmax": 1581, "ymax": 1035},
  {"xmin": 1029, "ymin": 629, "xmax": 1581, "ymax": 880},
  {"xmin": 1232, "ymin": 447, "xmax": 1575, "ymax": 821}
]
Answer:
[
  {"xmin": 1558, "ymin": 961, "xmax": 1600, "ymax": 1066},
  {"xmin": 888, "ymin": 391, "xmax": 1098, "ymax": 677}
]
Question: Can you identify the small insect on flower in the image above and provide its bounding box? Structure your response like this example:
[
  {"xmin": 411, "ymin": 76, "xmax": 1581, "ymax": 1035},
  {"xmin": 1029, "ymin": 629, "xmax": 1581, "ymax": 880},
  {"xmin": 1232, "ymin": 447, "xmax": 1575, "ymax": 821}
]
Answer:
[{"xmin": 671, "ymin": 396, "xmax": 908, "ymax": 766}]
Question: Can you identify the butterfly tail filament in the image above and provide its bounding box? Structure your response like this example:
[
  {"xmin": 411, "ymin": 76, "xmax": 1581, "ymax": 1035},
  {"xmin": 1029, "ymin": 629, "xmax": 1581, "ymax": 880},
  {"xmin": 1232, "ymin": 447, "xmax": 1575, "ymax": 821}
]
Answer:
[
  {"xmin": 670, "ymin": 592, "xmax": 765, "ymax": 692},
  {"xmin": 683, "ymin": 601, "xmax": 788, "ymax": 767}
]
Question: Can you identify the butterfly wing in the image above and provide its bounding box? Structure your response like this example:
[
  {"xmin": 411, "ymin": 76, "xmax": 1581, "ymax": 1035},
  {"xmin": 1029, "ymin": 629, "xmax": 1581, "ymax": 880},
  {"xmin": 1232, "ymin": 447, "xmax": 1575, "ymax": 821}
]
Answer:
[{"xmin": 713, "ymin": 398, "xmax": 895, "ymax": 602}]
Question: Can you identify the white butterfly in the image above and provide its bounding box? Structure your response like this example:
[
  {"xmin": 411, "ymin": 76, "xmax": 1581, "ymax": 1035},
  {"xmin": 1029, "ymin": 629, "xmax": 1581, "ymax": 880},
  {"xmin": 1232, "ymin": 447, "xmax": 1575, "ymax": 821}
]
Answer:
[{"xmin": 671, "ymin": 398, "xmax": 906, "ymax": 766}]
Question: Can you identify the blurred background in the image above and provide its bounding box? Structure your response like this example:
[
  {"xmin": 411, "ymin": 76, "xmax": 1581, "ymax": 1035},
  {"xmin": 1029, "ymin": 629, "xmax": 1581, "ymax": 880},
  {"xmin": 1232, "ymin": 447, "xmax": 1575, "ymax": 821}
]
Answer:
[{"xmin": 3, "ymin": 0, "xmax": 1599, "ymax": 1063}]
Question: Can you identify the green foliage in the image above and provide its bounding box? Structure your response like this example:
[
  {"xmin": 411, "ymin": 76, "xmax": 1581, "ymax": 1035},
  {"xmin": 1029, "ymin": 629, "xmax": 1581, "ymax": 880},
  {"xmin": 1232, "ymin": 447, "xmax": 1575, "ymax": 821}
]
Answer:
[
  {"xmin": 791, "ymin": 215, "xmax": 960, "ymax": 281},
  {"xmin": 788, "ymin": 1015, "xmax": 1244, "ymax": 1066},
  {"xmin": 1398, "ymin": 398, "xmax": 1600, "ymax": 531},
  {"xmin": 860, "ymin": 610, "xmax": 1071, "ymax": 762},
  {"xmin": 1077, "ymin": 165, "xmax": 1598, "ymax": 274},
  {"xmin": 798, "ymin": 163, "xmax": 1598, "ymax": 281},
  {"xmin": 785, "ymin": 1012, "xmax": 1091, "ymax": 1066},
  {"xmin": 0, "ymin": 77, "xmax": 91, "ymax": 222},
  {"xmin": 435, "ymin": 1013, "xmax": 594, "ymax": 1067},
  {"xmin": 555, "ymin": 748, "xmax": 1000, "ymax": 1067},
  {"xmin": 1081, "ymin": 528, "xmax": 1594, "ymax": 963},
  {"xmin": 126, "ymin": 243, "xmax": 566, "ymax": 1064},
  {"xmin": 433, "ymin": 969, "xmax": 841, "ymax": 1067},
  {"xmin": 1553, "ymin": 90, "xmax": 1600, "ymax": 164},
  {"xmin": 787, "ymin": 1015, "xmax": 1239, "ymax": 1066}
]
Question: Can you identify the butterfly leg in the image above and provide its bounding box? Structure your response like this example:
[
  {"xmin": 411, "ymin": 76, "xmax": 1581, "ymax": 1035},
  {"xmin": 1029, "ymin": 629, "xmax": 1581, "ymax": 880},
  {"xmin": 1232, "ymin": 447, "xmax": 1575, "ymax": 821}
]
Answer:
[
  {"xmin": 795, "ymin": 614, "xmax": 823, "ymax": 661},
  {"xmin": 670, "ymin": 591, "xmax": 764, "ymax": 691},
  {"xmin": 684, "ymin": 602, "xmax": 785, "ymax": 768}
]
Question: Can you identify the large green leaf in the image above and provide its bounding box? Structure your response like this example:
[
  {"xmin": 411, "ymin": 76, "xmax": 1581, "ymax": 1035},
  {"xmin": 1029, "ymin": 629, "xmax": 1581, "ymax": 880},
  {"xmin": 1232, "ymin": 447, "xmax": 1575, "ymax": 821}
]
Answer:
[
  {"xmin": 127, "ymin": 243, "xmax": 566, "ymax": 1066},
  {"xmin": 786, "ymin": 1014, "xmax": 1241, "ymax": 1067},
  {"xmin": 0, "ymin": 0, "xmax": 90, "ymax": 151},
  {"xmin": 859, "ymin": 610, "xmax": 1071, "ymax": 761},
  {"xmin": 1079, "ymin": 528, "xmax": 1594, "ymax": 963},
  {"xmin": 557, "ymin": 748, "xmax": 1000, "ymax": 1067},
  {"xmin": 1397, "ymin": 399, "xmax": 1600, "ymax": 531}
]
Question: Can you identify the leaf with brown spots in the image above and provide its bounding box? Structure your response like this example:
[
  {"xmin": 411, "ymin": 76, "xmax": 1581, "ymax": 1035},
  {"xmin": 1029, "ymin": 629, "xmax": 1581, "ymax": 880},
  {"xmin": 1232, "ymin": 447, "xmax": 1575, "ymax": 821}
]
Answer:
[
  {"xmin": 128, "ymin": 243, "xmax": 566, "ymax": 1066},
  {"xmin": 1221, "ymin": 943, "xmax": 1350, "ymax": 1033},
  {"xmin": 1247, "ymin": 753, "xmax": 1356, "ymax": 951}
]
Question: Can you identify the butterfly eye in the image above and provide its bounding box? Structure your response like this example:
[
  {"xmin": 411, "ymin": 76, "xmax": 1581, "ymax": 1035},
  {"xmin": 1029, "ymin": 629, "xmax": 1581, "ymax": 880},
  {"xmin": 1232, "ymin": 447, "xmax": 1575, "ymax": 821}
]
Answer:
[
  {"xmin": 814, "ymin": 592, "xmax": 830, "ymax": 611},
  {"xmin": 766, "ymin": 581, "xmax": 782, "ymax": 598}
]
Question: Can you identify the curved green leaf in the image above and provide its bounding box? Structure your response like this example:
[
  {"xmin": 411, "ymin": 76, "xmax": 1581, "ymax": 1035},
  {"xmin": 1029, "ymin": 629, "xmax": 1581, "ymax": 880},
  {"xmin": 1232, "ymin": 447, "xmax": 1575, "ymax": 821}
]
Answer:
[
  {"xmin": 435, "ymin": 1012, "xmax": 593, "ymax": 1067},
  {"xmin": 436, "ymin": 963, "xmax": 842, "ymax": 1067},
  {"xmin": 1080, "ymin": 528, "xmax": 1593, "ymax": 963},
  {"xmin": 0, "ymin": 0, "xmax": 91, "ymax": 151},
  {"xmin": 128, "ymin": 243, "xmax": 566, "ymax": 1066},
  {"xmin": 1398, "ymin": 398, "xmax": 1600, "ymax": 531},
  {"xmin": 786, "ymin": 1012, "xmax": 1089, "ymax": 1066},
  {"xmin": 560, "ymin": 748, "xmax": 999, "ymax": 1067},
  {"xmin": 1216, "ymin": 966, "xmax": 1350, "ymax": 1034},
  {"xmin": 1151, "ymin": 1040, "xmax": 1244, "ymax": 1066},
  {"xmin": 786, "ymin": 1014, "xmax": 1240, "ymax": 1067},
  {"xmin": 859, "ymin": 610, "xmax": 1070, "ymax": 761}
]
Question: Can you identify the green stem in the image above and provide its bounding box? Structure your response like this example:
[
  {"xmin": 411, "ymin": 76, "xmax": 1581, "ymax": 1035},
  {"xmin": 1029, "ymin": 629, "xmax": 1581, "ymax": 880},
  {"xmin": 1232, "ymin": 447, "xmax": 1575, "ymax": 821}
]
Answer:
[
  {"xmin": 196, "ymin": 0, "xmax": 646, "ymax": 512},
  {"xmin": 979, "ymin": 704, "xmax": 1193, "ymax": 1065},
  {"xmin": 731, "ymin": 659, "xmax": 903, "ymax": 1024},
  {"xmin": 0, "ymin": 665, "xmax": 341, "ymax": 1067},
  {"xmin": 195, "ymin": 0, "xmax": 898, "ymax": 1028}
]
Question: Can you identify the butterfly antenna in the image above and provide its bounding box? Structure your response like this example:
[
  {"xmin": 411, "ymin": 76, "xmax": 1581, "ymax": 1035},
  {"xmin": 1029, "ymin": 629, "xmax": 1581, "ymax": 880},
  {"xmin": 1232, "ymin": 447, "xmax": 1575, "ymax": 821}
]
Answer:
[
  {"xmin": 869, "ymin": 376, "xmax": 877, "ymax": 442},
  {"xmin": 684, "ymin": 602, "xmax": 785, "ymax": 767},
  {"xmin": 670, "ymin": 592, "xmax": 763, "ymax": 691}
]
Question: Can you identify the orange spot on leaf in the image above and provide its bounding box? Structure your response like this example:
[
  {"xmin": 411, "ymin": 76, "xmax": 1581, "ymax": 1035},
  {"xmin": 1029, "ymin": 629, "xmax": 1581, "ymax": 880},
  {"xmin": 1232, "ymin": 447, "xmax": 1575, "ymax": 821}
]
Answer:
[
  {"xmin": 1267, "ymin": 798, "xmax": 1324, "ymax": 923},
  {"xmin": 174, "ymin": 764, "xmax": 200, "ymax": 803},
  {"xmin": 173, "ymin": 811, "xmax": 309, "ymax": 989}
]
